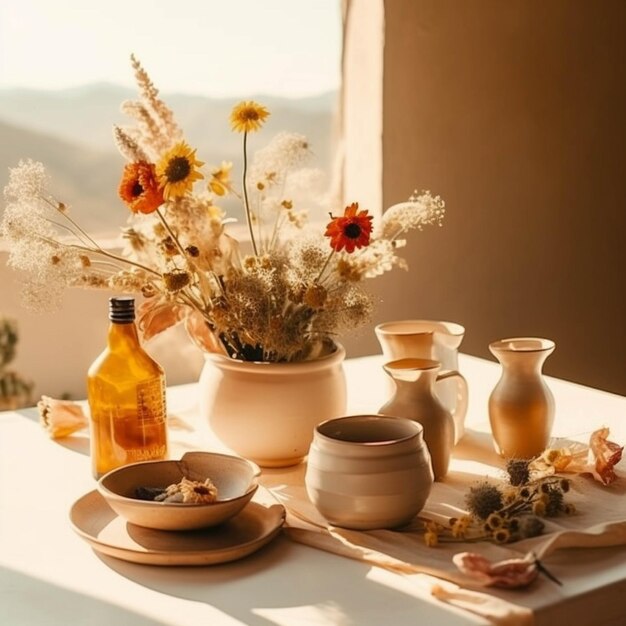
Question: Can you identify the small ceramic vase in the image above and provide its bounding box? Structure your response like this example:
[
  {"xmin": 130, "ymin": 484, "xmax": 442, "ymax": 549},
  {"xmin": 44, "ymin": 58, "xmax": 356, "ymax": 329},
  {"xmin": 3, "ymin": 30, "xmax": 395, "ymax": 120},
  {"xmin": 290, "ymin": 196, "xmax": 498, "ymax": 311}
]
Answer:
[
  {"xmin": 378, "ymin": 358, "xmax": 467, "ymax": 480},
  {"xmin": 488, "ymin": 338, "xmax": 555, "ymax": 459},
  {"xmin": 375, "ymin": 320, "xmax": 467, "ymax": 442},
  {"xmin": 305, "ymin": 415, "xmax": 434, "ymax": 529}
]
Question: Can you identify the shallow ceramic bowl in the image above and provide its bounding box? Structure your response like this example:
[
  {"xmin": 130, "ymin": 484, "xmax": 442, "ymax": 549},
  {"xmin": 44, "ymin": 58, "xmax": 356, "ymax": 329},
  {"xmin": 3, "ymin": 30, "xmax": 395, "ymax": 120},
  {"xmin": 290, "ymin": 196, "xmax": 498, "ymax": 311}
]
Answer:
[{"xmin": 97, "ymin": 452, "xmax": 260, "ymax": 531}]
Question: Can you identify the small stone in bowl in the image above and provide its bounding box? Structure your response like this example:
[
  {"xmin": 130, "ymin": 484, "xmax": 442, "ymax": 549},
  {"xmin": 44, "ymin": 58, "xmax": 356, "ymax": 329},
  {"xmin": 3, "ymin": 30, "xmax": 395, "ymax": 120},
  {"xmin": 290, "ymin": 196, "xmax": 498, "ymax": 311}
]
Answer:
[
  {"xmin": 134, "ymin": 486, "xmax": 167, "ymax": 501},
  {"xmin": 136, "ymin": 477, "xmax": 219, "ymax": 504}
]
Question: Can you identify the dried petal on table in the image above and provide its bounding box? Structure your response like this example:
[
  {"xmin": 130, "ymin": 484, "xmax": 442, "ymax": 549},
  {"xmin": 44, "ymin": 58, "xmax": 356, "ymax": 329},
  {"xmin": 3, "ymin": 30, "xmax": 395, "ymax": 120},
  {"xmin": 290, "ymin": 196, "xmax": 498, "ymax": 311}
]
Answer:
[
  {"xmin": 529, "ymin": 427, "xmax": 623, "ymax": 486},
  {"xmin": 589, "ymin": 427, "xmax": 623, "ymax": 485},
  {"xmin": 38, "ymin": 395, "xmax": 88, "ymax": 438},
  {"xmin": 452, "ymin": 552, "xmax": 539, "ymax": 589}
]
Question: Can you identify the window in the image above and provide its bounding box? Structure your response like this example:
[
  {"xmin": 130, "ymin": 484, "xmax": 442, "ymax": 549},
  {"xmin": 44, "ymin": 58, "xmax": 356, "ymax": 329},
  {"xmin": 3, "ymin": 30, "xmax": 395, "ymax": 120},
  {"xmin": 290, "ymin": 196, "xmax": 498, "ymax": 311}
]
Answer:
[{"xmin": 0, "ymin": 0, "xmax": 342, "ymax": 235}]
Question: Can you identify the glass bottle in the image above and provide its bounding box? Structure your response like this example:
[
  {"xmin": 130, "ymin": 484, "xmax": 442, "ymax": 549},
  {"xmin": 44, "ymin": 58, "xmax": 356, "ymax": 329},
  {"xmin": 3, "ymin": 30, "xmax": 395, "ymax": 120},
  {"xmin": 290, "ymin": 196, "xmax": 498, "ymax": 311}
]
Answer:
[{"xmin": 87, "ymin": 297, "xmax": 168, "ymax": 478}]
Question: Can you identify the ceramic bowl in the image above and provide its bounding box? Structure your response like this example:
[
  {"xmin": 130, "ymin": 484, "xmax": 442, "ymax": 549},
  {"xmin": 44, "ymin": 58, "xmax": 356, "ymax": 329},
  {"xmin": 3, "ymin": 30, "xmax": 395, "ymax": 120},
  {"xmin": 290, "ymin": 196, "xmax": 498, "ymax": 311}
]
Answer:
[
  {"xmin": 305, "ymin": 415, "xmax": 434, "ymax": 530},
  {"xmin": 97, "ymin": 451, "xmax": 260, "ymax": 531}
]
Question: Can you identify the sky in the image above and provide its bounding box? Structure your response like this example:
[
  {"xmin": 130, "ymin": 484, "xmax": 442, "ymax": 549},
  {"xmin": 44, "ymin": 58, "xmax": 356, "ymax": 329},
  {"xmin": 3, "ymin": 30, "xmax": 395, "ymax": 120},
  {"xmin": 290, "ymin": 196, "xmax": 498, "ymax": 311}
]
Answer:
[{"xmin": 0, "ymin": 0, "xmax": 342, "ymax": 97}]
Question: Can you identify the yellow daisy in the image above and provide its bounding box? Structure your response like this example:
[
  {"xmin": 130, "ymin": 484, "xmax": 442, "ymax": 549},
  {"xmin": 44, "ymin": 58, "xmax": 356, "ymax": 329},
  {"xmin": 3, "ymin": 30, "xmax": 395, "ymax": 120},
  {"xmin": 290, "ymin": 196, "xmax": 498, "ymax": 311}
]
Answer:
[
  {"xmin": 209, "ymin": 161, "xmax": 233, "ymax": 196},
  {"xmin": 156, "ymin": 142, "xmax": 204, "ymax": 199},
  {"xmin": 230, "ymin": 101, "xmax": 270, "ymax": 133}
]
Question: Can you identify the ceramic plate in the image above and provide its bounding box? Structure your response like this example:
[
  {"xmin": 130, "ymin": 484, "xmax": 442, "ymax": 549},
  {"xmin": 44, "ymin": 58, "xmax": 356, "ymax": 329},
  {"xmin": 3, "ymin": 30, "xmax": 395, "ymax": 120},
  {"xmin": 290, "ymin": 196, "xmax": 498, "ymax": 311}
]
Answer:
[{"xmin": 70, "ymin": 489, "xmax": 285, "ymax": 566}]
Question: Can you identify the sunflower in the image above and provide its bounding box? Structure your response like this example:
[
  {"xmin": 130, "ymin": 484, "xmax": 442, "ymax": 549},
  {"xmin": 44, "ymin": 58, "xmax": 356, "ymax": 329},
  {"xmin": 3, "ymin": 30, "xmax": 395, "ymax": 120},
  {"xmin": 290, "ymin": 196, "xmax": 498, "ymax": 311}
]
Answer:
[
  {"xmin": 324, "ymin": 202, "xmax": 373, "ymax": 253},
  {"xmin": 118, "ymin": 161, "xmax": 164, "ymax": 214},
  {"xmin": 230, "ymin": 101, "xmax": 270, "ymax": 133},
  {"xmin": 156, "ymin": 142, "xmax": 204, "ymax": 199},
  {"xmin": 209, "ymin": 161, "xmax": 233, "ymax": 196}
]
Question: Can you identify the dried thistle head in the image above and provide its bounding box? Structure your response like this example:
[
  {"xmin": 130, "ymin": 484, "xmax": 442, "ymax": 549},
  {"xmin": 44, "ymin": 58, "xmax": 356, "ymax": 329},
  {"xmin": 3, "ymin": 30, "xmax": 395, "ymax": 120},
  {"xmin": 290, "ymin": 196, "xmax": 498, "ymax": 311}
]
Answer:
[
  {"xmin": 506, "ymin": 459, "xmax": 531, "ymax": 486},
  {"xmin": 465, "ymin": 482, "xmax": 504, "ymax": 520}
]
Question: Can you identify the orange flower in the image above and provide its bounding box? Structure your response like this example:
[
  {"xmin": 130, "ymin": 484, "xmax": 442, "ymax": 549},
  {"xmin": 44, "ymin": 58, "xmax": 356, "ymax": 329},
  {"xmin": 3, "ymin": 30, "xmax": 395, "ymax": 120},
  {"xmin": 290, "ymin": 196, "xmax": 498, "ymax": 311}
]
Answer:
[
  {"xmin": 324, "ymin": 203, "xmax": 373, "ymax": 253},
  {"xmin": 118, "ymin": 162, "xmax": 164, "ymax": 214}
]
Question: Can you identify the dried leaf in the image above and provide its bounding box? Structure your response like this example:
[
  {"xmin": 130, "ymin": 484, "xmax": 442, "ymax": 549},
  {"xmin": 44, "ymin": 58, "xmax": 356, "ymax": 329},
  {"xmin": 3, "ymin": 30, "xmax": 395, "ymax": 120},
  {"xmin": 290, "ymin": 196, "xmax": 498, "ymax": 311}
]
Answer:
[
  {"xmin": 183, "ymin": 310, "xmax": 227, "ymax": 355},
  {"xmin": 38, "ymin": 396, "xmax": 87, "ymax": 439},
  {"xmin": 590, "ymin": 427, "xmax": 623, "ymax": 485},
  {"xmin": 453, "ymin": 552, "xmax": 539, "ymax": 589},
  {"xmin": 137, "ymin": 297, "xmax": 187, "ymax": 341}
]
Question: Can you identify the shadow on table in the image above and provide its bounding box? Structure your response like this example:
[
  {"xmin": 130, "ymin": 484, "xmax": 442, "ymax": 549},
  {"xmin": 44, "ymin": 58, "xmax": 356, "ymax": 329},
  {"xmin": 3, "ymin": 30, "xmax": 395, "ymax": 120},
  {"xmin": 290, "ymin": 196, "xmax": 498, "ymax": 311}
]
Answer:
[
  {"xmin": 100, "ymin": 535, "xmax": 476, "ymax": 626},
  {"xmin": 0, "ymin": 565, "xmax": 170, "ymax": 626},
  {"xmin": 14, "ymin": 406, "xmax": 40, "ymax": 422},
  {"xmin": 454, "ymin": 429, "xmax": 502, "ymax": 466},
  {"xmin": 13, "ymin": 406, "xmax": 91, "ymax": 455}
]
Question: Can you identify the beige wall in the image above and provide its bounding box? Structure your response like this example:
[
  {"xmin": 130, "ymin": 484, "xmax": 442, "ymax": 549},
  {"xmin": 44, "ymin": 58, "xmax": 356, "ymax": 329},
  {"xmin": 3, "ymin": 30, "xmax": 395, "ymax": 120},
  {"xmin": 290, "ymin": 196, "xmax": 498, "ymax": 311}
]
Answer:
[{"xmin": 342, "ymin": 0, "xmax": 626, "ymax": 395}]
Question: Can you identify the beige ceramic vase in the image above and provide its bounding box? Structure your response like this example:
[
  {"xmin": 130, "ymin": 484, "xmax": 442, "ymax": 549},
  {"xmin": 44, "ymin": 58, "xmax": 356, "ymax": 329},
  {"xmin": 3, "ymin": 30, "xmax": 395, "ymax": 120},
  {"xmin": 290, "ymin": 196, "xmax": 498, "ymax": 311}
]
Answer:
[
  {"xmin": 375, "ymin": 320, "xmax": 467, "ymax": 442},
  {"xmin": 378, "ymin": 358, "xmax": 466, "ymax": 480},
  {"xmin": 305, "ymin": 415, "xmax": 434, "ymax": 529},
  {"xmin": 199, "ymin": 345, "xmax": 347, "ymax": 468},
  {"xmin": 488, "ymin": 338, "xmax": 555, "ymax": 459}
]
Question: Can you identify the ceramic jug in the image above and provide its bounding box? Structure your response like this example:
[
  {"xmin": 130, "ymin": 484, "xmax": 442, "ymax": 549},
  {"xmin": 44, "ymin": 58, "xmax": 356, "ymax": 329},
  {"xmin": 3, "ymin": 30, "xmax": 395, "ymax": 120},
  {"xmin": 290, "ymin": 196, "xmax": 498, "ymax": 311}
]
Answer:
[
  {"xmin": 488, "ymin": 338, "xmax": 555, "ymax": 459},
  {"xmin": 378, "ymin": 358, "xmax": 468, "ymax": 480},
  {"xmin": 375, "ymin": 320, "xmax": 468, "ymax": 443}
]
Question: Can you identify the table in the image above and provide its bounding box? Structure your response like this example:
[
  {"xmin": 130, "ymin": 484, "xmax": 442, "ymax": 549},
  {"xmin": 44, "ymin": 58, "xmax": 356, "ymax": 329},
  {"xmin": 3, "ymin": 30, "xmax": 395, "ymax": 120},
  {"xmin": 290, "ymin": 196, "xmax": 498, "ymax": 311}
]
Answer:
[{"xmin": 1, "ymin": 354, "xmax": 625, "ymax": 626}]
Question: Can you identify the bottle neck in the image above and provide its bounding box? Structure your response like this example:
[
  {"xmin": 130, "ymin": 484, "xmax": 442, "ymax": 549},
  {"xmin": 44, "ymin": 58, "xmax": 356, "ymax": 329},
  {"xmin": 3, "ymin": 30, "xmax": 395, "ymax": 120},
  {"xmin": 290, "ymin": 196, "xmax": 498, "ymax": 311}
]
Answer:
[{"xmin": 107, "ymin": 320, "xmax": 141, "ymax": 351}]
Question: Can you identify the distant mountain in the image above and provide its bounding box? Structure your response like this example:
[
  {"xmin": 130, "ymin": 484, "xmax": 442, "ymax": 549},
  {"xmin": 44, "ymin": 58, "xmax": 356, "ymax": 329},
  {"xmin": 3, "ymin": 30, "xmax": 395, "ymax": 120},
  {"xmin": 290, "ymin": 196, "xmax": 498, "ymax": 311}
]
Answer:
[
  {"xmin": 0, "ymin": 83, "xmax": 337, "ymax": 232},
  {"xmin": 0, "ymin": 83, "xmax": 337, "ymax": 154},
  {"xmin": 0, "ymin": 120, "xmax": 123, "ymax": 233}
]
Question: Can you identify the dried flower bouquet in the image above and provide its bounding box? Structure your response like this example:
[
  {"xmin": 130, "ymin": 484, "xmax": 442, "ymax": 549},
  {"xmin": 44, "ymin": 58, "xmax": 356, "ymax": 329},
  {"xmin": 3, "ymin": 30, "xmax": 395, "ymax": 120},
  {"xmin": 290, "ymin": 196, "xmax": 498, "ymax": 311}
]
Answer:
[{"xmin": 1, "ymin": 56, "xmax": 445, "ymax": 362}]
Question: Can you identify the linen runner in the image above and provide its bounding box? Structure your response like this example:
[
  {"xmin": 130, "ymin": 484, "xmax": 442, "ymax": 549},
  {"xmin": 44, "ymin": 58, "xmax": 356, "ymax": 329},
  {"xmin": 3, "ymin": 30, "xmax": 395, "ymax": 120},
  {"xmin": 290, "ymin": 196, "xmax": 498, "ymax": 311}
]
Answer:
[{"xmin": 259, "ymin": 430, "xmax": 626, "ymax": 626}]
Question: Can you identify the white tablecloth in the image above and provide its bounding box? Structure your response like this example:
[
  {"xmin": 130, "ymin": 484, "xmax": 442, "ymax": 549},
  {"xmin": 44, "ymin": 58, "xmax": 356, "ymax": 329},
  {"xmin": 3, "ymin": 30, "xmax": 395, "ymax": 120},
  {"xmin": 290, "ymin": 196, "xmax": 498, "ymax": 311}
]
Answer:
[{"xmin": 1, "ymin": 353, "xmax": 625, "ymax": 626}]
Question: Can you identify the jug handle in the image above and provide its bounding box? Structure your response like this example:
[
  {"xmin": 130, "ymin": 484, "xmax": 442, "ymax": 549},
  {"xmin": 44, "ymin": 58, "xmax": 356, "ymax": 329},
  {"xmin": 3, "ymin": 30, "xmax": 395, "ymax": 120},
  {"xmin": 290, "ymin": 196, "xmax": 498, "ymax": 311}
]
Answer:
[{"xmin": 436, "ymin": 369, "xmax": 469, "ymax": 425}]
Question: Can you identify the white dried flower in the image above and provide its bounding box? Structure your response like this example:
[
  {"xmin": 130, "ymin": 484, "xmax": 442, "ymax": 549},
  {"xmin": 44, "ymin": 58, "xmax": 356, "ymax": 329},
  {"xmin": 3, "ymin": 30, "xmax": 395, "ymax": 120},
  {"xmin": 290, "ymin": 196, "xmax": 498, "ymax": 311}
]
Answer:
[
  {"xmin": 3, "ymin": 159, "xmax": 49, "ymax": 202},
  {"xmin": 377, "ymin": 190, "xmax": 446, "ymax": 240},
  {"xmin": 251, "ymin": 132, "xmax": 311, "ymax": 183},
  {"xmin": 179, "ymin": 477, "xmax": 219, "ymax": 504},
  {"xmin": 108, "ymin": 269, "xmax": 150, "ymax": 293},
  {"xmin": 350, "ymin": 239, "xmax": 402, "ymax": 279},
  {"xmin": 287, "ymin": 235, "xmax": 327, "ymax": 282}
]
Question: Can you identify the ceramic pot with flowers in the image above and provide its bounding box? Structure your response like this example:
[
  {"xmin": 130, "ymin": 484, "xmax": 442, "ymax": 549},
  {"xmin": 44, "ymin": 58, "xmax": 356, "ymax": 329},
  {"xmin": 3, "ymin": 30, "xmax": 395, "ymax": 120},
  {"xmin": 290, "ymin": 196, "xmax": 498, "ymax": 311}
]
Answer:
[
  {"xmin": 199, "ymin": 344, "xmax": 347, "ymax": 467},
  {"xmin": 488, "ymin": 338, "xmax": 555, "ymax": 459}
]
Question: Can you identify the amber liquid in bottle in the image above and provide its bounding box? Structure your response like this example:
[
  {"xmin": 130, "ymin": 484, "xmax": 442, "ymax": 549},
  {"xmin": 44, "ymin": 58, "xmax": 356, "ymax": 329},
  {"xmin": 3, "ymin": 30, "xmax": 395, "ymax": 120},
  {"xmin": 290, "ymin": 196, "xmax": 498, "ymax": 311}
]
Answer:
[{"xmin": 87, "ymin": 297, "xmax": 168, "ymax": 478}]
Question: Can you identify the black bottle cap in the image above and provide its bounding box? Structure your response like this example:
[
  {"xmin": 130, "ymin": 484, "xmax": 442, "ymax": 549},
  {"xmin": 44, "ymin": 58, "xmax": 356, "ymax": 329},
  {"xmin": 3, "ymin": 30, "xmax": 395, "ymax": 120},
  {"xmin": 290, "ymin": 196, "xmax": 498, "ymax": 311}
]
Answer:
[{"xmin": 109, "ymin": 297, "xmax": 135, "ymax": 323}]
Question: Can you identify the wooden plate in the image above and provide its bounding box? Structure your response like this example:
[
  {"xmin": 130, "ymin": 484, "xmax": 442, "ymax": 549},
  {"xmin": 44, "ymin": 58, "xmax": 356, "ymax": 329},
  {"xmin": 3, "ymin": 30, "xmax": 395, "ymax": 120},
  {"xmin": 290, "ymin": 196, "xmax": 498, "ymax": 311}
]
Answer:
[{"xmin": 70, "ymin": 490, "xmax": 285, "ymax": 566}]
